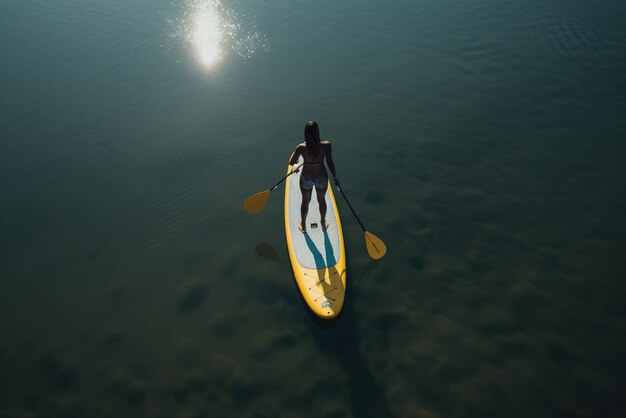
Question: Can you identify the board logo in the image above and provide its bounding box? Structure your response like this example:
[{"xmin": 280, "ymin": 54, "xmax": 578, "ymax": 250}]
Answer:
[{"xmin": 322, "ymin": 300, "xmax": 332, "ymax": 308}]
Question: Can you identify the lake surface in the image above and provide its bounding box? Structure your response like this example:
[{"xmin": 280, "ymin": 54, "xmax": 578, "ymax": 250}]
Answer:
[{"xmin": 1, "ymin": 0, "xmax": 625, "ymax": 417}]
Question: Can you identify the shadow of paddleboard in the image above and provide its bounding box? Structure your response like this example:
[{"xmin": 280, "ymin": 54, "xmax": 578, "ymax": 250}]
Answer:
[
  {"xmin": 304, "ymin": 260, "xmax": 394, "ymax": 418},
  {"xmin": 254, "ymin": 242, "xmax": 393, "ymax": 418}
]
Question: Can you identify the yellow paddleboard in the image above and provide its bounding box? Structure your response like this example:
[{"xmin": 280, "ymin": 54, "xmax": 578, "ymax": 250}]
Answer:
[{"xmin": 284, "ymin": 155, "xmax": 347, "ymax": 319}]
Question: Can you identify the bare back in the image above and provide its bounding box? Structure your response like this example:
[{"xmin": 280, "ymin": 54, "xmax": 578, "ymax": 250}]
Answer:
[{"xmin": 290, "ymin": 141, "xmax": 336, "ymax": 179}]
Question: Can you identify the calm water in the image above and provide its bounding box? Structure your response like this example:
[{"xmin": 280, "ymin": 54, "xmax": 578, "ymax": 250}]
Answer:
[{"xmin": 1, "ymin": 0, "xmax": 625, "ymax": 416}]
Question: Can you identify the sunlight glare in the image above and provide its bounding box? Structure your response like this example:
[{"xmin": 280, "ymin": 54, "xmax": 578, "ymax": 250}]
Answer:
[
  {"xmin": 167, "ymin": 0, "xmax": 269, "ymax": 69},
  {"xmin": 193, "ymin": 3, "xmax": 222, "ymax": 67}
]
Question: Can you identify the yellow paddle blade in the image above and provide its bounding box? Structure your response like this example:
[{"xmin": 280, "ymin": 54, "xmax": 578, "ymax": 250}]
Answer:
[
  {"xmin": 244, "ymin": 190, "xmax": 271, "ymax": 214},
  {"xmin": 364, "ymin": 231, "xmax": 387, "ymax": 260}
]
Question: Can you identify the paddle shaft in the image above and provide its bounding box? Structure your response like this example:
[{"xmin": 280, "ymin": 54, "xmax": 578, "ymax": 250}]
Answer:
[
  {"xmin": 269, "ymin": 162, "xmax": 303, "ymax": 191},
  {"xmin": 336, "ymin": 185, "xmax": 367, "ymax": 232}
]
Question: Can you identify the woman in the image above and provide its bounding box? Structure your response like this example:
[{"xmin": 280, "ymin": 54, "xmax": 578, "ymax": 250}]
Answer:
[{"xmin": 289, "ymin": 120, "xmax": 340, "ymax": 234}]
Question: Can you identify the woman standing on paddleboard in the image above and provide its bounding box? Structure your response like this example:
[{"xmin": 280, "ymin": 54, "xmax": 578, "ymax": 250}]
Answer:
[{"xmin": 289, "ymin": 121, "xmax": 339, "ymax": 234}]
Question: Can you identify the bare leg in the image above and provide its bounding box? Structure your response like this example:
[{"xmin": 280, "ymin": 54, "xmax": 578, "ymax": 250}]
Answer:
[
  {"xmin": 299, "ymin": 181, "xmax": 312, "ymax": 233},
  {"xmin": 315, "ymin": 185, "xmax": 328, "ymax": 230}
]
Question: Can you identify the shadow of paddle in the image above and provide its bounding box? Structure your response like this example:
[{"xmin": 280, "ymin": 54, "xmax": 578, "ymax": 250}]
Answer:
[
  {"xmin": 349, "ymin": 258, "xmax": 382, "ymax": 291},
  {"xmin": 254, "ymin": 242, "xmax": 290, "ymax": 272}
]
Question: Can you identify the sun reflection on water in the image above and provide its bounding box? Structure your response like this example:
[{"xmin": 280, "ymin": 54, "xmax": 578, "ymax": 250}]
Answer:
[
  {"xmin": 193, "ymin": 3, "xmax": 222, "ymax": 67},
  {"xmin": 168, "ymin": 0, "xmax": 269, "ymax": 71}
]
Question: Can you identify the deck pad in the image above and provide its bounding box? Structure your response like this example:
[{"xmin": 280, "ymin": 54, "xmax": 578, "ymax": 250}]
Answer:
[{"xmin": 287, "ymin": 164, "xmax": 341, "ymax": 269}]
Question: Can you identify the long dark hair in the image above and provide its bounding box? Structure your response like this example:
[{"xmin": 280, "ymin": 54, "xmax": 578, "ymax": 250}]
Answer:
[{"xmin": 304, "ymin": 120, "xmax": 321, "ymax": 158}]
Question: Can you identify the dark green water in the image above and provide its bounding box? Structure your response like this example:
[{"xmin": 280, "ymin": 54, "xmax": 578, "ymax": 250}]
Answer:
[{"xmin": 1, "ymin": 0, "xmax": 625, "ymax": 417}]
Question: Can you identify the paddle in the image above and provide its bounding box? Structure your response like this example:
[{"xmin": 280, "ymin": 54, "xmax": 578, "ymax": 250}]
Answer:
[
  {"xmin": 244, "ymin": 162, "xmax": 303, "ymax": 214},
  {"xmin": 335, "ymin": 183, "xmax": 387, "ymax": 260}
]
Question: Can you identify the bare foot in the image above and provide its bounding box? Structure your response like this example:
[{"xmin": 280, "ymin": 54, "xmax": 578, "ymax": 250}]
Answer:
[
  {"xmin": 321, "ymin": 219, "xmax": 329, "ymax": 231},
  {"xmin": 298, "ymin": 222, "xmax": 307, "ymax": 234}
]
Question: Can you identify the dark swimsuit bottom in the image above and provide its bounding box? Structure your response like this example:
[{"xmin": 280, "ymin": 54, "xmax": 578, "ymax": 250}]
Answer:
[
  {"xmin": 300, "ymin": 161, "xmax": 327, "ymax": 190},
  {"xmin": 300, "ymin": 175, "xmax": 328, "ymax": 190}
]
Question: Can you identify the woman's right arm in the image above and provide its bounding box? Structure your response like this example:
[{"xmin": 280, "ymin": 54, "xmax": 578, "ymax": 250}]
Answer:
[{"xmin": 289, "ymin": 144, "xmax": 302, "ymax": 167}]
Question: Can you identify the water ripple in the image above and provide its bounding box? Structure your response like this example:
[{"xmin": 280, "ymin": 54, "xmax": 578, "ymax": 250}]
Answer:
[{"xmin": 536, "ymin": 0, "xmax": 626, "ymax": 58}]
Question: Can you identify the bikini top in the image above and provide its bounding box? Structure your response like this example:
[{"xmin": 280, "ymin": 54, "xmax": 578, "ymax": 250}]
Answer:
[{"xmin": 301, "ymin": 142, "xmax": 325, "ymax": 164}]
